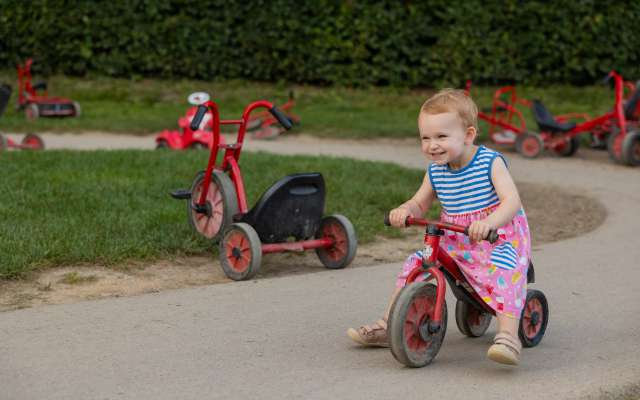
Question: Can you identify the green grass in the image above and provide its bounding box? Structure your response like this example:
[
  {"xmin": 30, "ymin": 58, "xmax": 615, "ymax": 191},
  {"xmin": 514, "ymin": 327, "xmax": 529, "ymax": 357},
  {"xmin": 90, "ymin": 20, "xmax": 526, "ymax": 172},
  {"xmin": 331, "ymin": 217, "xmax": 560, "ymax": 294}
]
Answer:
[
  {"xmin": 0, "ymin": 150, "xmax": 437, "ymax": 279},
  {"xmin": 0, "ymin": 71, "xmax": 619, "ymax": 139}
]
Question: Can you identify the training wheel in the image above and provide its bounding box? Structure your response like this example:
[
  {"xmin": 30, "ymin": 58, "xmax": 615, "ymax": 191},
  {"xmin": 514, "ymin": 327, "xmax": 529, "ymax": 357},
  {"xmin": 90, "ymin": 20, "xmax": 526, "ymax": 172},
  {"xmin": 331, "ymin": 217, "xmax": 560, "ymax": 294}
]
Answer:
[
  {"xmin": 518, "ymin": 289, "xmax": 549, "ymax": 348},
  {"xmin": 188, "ymin": 170, "xmax": 239, "ymax": 241},
  {"xmin": 621, "ymin": 130, "xmax": 640, "ymax": 166},
  {"xmin": 219, "ymin": 223, "xmax": 262, "ymax": 281},
  {"xmin": 315, "ymin": 214, "xmax": 357, "ymax": 269},
  {"xmin": 388, "ymin": 282, "xmax": 447, "ymax": 367},
  {"xmin": 21, "ymin": 133, "xmax": 44, "ymax": 150},
  {"xmin": 454, "ymin": 300, "xmax": 492, "ymax": 338},
  {"xmin": 515, "ymin": 132, "xmax": 544, "ymax": 158}
]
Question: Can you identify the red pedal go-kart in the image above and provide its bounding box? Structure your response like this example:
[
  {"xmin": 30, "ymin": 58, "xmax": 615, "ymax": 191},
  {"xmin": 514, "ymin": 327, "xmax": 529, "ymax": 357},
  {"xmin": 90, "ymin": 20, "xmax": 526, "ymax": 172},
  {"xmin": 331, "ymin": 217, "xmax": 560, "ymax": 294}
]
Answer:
[
  {"xmin": 17, "ymin": 59, "xmax": 80, "ymax": 120},
  {"xmin": 0, "ymin": 83, "xmax": 44, "ymax": 151},
  {"xmin": 155, "ymin": 92, "xmax": 224, "ymax": 150},
  {"xmin": 384, "ymin": 214, "xmax": 548, "ymax": 367},
  {"xmin": 170, "ymin": 96, "xmax": 357, "ymax": 281}
]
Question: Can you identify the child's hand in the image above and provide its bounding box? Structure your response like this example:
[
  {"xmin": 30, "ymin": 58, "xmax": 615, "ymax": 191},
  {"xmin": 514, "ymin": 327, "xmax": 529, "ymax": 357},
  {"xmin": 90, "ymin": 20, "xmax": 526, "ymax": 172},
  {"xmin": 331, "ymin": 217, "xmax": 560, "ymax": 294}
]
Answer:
[
  {"xmin": 468, "ymin": 220, "xmax": 494, "ymax": 243},
  {"xmin": 389, "ymin": 207, "xmax": 411, "ymax": 228}
]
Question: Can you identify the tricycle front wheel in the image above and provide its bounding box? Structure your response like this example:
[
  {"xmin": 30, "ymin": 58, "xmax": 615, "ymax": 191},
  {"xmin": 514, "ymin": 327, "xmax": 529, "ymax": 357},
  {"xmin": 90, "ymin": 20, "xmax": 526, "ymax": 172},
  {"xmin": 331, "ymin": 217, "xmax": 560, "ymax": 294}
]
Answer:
[
  {"xmin": 388, "ymin": 282, "xmax": 447, "ymax": 368},
  {"xmin": 188, "ymin": 170, "xmax": 238, "ymax": 241}
]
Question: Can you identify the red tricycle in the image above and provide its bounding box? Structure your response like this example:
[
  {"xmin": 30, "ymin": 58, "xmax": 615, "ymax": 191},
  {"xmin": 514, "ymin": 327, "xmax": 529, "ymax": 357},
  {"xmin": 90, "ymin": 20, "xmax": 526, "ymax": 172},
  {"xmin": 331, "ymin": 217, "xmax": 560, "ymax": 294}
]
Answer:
[
  {"xmin": 16, "ymin": 59, "xmax": 80, "ymax": 120},
  {"xmin": 384, "ymin": 215, "xmax": 548, "ymax": 368},
  {"xmin": 155, "ymin": 92, "xmax": 224, "ymax": 150},
  {"xmin": 0, "ymin": 83, "xmax": 45, "ymax": 151},
  {"xmin": 170, "ymin": 97, "xmax": 357, "ymax": 281}
]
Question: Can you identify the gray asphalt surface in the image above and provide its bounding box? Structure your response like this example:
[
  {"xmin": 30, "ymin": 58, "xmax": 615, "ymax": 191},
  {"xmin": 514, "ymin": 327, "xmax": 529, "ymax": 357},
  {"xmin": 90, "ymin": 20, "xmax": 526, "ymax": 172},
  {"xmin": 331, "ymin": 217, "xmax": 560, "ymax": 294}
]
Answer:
[{"xmin": 1, "ymin": 133, "xmax": 639, "ymax": 400}]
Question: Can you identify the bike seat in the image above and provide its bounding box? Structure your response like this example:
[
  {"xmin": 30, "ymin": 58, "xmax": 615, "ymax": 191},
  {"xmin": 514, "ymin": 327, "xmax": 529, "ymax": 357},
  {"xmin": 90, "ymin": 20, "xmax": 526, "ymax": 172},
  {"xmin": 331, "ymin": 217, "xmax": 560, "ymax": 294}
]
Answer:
[
  {"xmin": 532, "ymin": 100, "xmax": 576, "ymax": 133},
  {"xmin": 236, "ymin": 173, "xmax": 325, "ymax": 243},
  {"xmin": 0, "ymin": 84, "xmax": 11, "ymax": 118}
]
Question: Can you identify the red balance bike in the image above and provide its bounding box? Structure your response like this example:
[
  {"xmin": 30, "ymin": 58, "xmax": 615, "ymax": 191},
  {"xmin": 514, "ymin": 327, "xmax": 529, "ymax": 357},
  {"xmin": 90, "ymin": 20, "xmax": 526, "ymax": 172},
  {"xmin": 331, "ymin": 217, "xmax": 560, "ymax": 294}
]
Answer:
[
  {"xmin": 0, "ymin": 84, "xmax": 44, "ymax": 151},
  {"xmin": 16, "ymin": 59, "xmax": 80, "ymax": 120},
  {"xmin": 170, "ymin": 96, "xmax": 357, "ymax": 281},
  {"xmin": 384, "ymin": 214, "xmax": 548, "ymax": 368}
]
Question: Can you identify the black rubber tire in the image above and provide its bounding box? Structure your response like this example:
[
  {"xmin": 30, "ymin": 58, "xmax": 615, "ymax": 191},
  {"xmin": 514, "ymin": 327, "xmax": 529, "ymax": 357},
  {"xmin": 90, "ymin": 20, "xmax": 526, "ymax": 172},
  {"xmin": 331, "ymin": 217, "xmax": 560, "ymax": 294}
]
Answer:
[
  {"xmin": 21, "ymin": 133, "xmax": 45, "ymax": 150},
  {"xmin": 455, "ymin": 300, "xmax": 492, "ymax": 338},
  {"xmin": 388, "ymin": 283, "xmax": 447, "ymax": 367},
  {"xmin": 553, "ymin": 136, "xmax": 580, "ymax": 157},
  {"xmin": 607, "ymin": 129, "xmax": 623, "ymax": 163},
  {"xmin": 219, "ymin": 222, "xmax": 262, "ymax": 281},
  {"xmin": 189, "ymin": 142, "xmax": 208, "ymax": 150},
  {"xmin": 518, "ymin": 289, "xmax": 549, "ymax": 348},
  {"xmin": 187, "ymin": 170, "xmax": 239, "ymax": 242},
  {"xmin": 621, "ymin": 130, "xmax": 640, "ymax": 166},
  {"xmin": 515, "ymin": 132, "xmax": 544, "ymax": 158},
  {"xmin": 156, "ymin": 140, "xmax": 170, "ymax": 149},
  {"xmin": 315, "ymin": 214, "xmax": 357, "ymax": 269}
]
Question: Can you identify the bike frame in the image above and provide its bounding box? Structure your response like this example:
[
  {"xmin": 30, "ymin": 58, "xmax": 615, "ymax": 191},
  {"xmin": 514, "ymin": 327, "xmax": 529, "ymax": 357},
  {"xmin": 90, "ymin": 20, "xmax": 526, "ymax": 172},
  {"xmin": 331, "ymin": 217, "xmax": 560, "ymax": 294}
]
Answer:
[{"xmin": 403, "ymin": 217, "xmax": 496, "ymax": 327}]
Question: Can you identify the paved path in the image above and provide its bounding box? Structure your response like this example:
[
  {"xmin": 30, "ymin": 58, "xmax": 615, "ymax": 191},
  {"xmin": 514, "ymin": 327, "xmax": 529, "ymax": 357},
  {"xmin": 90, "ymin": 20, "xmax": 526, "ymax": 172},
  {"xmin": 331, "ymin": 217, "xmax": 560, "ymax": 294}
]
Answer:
[{"xmin": 1, "ymin": 132, "xmax": 639, "ymax": 400}]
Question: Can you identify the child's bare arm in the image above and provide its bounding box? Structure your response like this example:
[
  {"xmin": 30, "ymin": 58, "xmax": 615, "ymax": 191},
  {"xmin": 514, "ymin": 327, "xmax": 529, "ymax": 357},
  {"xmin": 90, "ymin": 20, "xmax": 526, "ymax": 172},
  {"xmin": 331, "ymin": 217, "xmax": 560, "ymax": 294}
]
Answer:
[{"xmin": 389, "ymin": 174, "xmax": 435, "ymax": 227}]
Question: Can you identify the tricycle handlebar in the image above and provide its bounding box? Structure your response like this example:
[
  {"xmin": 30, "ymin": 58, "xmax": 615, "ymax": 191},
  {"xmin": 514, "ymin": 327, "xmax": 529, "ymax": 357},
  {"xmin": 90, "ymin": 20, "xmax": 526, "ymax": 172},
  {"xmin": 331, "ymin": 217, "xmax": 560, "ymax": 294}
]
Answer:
[
  {"xmin": 383, "ymin": 212, "xmax": 499, "ymax": 244},
  {"xmin": 190, "ymin": 104, "xmax": 209, "ymax": 131},
  {"xmin": 269, "ymin": 106, "xmax": 293, "ymax": 130}
]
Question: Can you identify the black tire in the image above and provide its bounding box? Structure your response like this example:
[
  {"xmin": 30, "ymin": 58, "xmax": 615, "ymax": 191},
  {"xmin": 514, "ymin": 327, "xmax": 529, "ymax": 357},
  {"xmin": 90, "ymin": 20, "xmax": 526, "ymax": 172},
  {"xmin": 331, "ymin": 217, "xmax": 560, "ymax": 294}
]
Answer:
[
  {"xmin": 518, "ymin": 289, "xmax": 549, "ymax": 348},
  {"xmin": 0, "ymin": 134, "xmax": 7, "ymax": 151},
  {"xmin": 187, "ymin": 170, "xmax": 239, "ymax": 242},
  {"xmin": 621, "ymin": 130, "xmax": 640, "ymax": 166},
  {"xmin": 515, "ymin": 132, "xmax": 544, "ymax": 158},
  {"xmin": 189, "ymin": 142, "xmax": 208, "ymax": 150},
  {"xmin": 21, "ymin": 133, "xmax": 45, "ymax": 150},
  {"xmin": 607, "ymin": 129, "xmax": 623, "ymax": 163},
  {"xmin": 156, "ymin": 140, "xmax": 170, "ymax": 149},
  {"xmin": 219, "ymin": 222, "xmax": 262, "ymax": 281},
  {"xmin": 388, "ymin": 283, "xmax": 447, "ymax": 367},
  {"xmin": 553, "ymin": 136, "xmax": 579, "ymax": 157},
  {"xmin": 455, "ymin": 300, "xmax": 492, "ymax": 338},
  {"xmin": 315, "ymin": 214, "xmax": 357, "ymax": 269}
]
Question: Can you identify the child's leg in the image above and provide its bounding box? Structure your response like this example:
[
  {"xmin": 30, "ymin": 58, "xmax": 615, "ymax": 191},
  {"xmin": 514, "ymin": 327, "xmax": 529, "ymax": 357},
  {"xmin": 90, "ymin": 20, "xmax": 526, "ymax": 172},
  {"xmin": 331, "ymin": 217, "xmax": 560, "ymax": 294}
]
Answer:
[{"xmin": 488, "ymin": 313, "xmax": 522, "ymax": 365}]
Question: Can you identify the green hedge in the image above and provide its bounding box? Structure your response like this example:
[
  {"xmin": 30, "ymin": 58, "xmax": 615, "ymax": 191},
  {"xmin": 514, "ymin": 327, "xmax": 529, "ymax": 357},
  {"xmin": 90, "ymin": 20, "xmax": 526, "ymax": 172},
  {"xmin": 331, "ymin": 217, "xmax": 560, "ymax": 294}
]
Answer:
[{"xmin": 1, "ymin": 0, "xmax": 638, "ymax": 86}]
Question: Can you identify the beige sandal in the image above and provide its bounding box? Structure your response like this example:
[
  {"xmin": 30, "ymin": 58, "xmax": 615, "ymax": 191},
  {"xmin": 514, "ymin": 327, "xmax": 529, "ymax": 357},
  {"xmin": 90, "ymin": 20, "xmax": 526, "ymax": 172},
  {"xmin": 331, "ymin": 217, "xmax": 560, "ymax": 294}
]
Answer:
[
  {"xmin": 487, "ymin": 331, "xmax": 522, "ymax": 365},
  {"xmin": 347, "ymin": 318, "xmax": 389, "ymax": 348}
]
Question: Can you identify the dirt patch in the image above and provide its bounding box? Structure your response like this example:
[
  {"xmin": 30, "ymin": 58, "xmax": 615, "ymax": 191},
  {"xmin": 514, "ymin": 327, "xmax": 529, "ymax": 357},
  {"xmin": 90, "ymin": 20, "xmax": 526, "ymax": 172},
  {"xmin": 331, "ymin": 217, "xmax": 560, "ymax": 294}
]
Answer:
[{"xmin": 0, "ymin": 181, "xmax": 606, "ymax": 312}]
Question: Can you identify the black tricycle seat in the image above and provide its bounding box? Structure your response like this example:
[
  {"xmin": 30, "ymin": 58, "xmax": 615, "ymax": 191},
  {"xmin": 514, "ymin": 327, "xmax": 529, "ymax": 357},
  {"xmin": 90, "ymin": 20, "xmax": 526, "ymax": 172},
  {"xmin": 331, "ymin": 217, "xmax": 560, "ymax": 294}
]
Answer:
[
  {"xmin": 236, "ymin": 173, "xmax": 325, "ymax": 243},
  {"xmin": 532, "ymin": 100, "xmax": 576, "ymax": 133}
]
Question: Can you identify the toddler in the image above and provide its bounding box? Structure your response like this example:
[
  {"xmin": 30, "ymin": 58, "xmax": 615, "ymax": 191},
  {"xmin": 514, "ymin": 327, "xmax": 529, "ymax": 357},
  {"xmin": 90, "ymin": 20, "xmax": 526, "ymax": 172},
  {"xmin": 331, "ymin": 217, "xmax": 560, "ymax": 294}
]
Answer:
[{"xmin": 347, "ymin": 89, "xmax": 531, "ymax": 366}]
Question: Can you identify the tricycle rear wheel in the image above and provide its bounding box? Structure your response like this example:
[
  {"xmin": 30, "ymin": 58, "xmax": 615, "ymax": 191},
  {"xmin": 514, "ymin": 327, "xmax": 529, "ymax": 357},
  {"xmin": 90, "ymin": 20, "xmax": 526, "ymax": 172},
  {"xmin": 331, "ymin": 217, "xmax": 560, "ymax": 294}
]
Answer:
[
  {"xmin": 515, "ymin": 132, "xmax": 544, "ymax": 158},
  {"xmin": 455, "ymin": 300, "xmax": 492, "ymax": 338},
  {"xmin": 518, "ymin": 289, "xmax": 549, "ymax": 348},
  {"xmin": 388, "ymin": 282, "xmax": 447, "ymax": 367},
  {"xmin": 220, "ymin": 223, "xmax": 262, "ymax": 281},
  {"xmin": 21, "ymin": 133, "xmax": 44, "ymax": 150},
  {"xmin": 315, "ymin": 214, "xmax": 357, "ymax": 269},
  {"xmin": 553, "ymin": 136, "xmax": 579, "ymax": 157},
  {"xmin": 621, "ymin": 130, "xmax": 640, "ymax": 166},
  {"xmin": 188, "ymin": 170, "xmax": 239, "ymax": 242}
]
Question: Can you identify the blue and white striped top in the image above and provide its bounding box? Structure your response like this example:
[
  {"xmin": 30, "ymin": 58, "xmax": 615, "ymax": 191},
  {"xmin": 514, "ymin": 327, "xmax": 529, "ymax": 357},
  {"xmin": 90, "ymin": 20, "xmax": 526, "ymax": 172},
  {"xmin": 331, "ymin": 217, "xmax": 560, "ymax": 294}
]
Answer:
[{"xmin": 428, "ymin": 146, "xmax": 507, "ymax": 215}]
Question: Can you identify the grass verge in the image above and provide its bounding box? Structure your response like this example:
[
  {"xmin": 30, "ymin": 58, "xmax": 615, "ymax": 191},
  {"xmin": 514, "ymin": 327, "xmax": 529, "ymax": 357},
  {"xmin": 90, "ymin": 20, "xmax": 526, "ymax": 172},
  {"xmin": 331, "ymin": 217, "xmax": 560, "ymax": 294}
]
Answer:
[{"xmin": 0, "ymin": 149, "xmax": 436, "ymax": 279}]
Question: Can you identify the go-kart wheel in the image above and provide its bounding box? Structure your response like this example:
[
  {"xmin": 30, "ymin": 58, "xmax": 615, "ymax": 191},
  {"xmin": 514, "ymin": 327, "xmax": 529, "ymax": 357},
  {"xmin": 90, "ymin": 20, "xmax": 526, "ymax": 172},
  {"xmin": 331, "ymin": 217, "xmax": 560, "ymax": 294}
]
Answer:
[
  {"xmin": 220, "ymin": 223, "xmax": 262, "ymax": 281},
  {"xmin": 515, "ymin": 132, "xmax": 544, "ymax": 158},
  {"xmin": 454, "ymin": 300, "xmax": 492, "ymax": 338},
  {"xmin": 388, "ymin": 282, "xmax": 447, "ymax": 367},
  {"xmin": 607, "ymin": 129, "xmax": 624, "ymax": 163},
  {"xmin": 188, "ymin": 170, "xmax": 239, "ymax": 241},
  {"xmin": 553, "ymin": 136, "xmax": 579, "ymax": 157},
  {"xmin": 189, "ymin": 142, "xmax": 208, "ymax": 150},
  {"xmin": 518, "ymin": 289, "xmax": 549, "ymax": 348},
  {"xmin": 25, "ymin": 103, "xmax": 39, "ymax": 120},
  {"xmin": 21, "ymin": 133, "xmax": 44, "ymax": 150},
  {"xmin": 315, "ymin": 214, "xmax": 357, "ymax": 269},
  {"xmin": 621, "ymin": 130, "xmax": 640, "ymax": 166},
  {"xmin": 0, "ymin": 134, "xmax": 7, "ymax": 151},
  {"xmin": 156, "ymin": 140, "xmax": 170, "ymax": 149},
  {"xmin": 72, "ymin": 101, "xmax": 81, "ymax": 117}
]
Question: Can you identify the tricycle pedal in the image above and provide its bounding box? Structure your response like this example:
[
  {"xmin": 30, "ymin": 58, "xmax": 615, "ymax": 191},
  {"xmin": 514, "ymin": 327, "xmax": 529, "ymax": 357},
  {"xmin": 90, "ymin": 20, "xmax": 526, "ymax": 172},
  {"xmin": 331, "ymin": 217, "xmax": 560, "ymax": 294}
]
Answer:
[{"xmin": 170, "ymin": 189, "xmax": 191, "ymax": 200}]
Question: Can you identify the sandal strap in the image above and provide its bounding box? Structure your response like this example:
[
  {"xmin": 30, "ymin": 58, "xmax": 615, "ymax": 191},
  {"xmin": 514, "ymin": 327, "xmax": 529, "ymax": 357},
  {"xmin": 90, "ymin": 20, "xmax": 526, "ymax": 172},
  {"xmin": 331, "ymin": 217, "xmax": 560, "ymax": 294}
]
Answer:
[
  {"xmin": 360, "ymin": 318, "xmax": 387, "ymax": 334},
  {"xmin": 494, "ymin": 332, "xmax": 522, "ymax": 354}
]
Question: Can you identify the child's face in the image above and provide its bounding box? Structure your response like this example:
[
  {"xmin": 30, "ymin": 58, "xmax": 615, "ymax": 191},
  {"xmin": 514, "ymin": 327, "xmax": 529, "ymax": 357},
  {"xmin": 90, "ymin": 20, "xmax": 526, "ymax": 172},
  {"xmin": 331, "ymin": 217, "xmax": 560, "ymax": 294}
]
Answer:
[{"xmin": 418, "ymin": 112, "xmax": 475, "ymax": 165}]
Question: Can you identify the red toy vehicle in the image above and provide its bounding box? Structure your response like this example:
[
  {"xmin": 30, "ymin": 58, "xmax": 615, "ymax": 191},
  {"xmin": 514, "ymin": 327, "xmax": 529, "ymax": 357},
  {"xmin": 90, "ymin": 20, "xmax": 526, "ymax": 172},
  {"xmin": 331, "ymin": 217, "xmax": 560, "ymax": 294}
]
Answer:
[
  {"xmin": 16, "ymin": 59, "xmax": 80, "ymax": 120},
  {"xmin": 384, "ymin": 215, "xmax": 548, "ymax": 367},
  {"xmin": 0, "ymin": 83, "xmax": 44, "ymax": 151},
  {"xmin": 245, "ymin": 91, "xmax": 300, "ymax": 139},
  {"xmin": 155, "ymin": 92, "xmax": 224, "ymax": 150},
  {"xmin": 170, "ymin": 97, "xmax": 357, "ymax": 281}
]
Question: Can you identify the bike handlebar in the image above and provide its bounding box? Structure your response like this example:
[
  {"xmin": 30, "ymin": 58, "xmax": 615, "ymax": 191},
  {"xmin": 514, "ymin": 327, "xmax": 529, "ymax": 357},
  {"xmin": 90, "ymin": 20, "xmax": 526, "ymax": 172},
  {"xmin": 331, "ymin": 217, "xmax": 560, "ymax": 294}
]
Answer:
[
  {"xmin": 190, "ymin": 104, "xmax": 209, "ymax": 131},
  {"xmin": 269, "ymin": 106, "xmax": 293, "ymax": 130},
  {"xmin": 383, "ymin": 212, "xmax": 499, "ymax": 244}
]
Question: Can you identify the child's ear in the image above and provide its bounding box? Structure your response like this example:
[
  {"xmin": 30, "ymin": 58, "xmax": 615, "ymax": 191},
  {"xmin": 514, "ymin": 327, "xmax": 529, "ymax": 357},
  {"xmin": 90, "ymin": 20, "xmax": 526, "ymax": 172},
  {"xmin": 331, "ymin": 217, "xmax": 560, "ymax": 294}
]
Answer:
[{"xmin": 464, "ymin": 126, "xmax": 477, "ymax": 145}]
